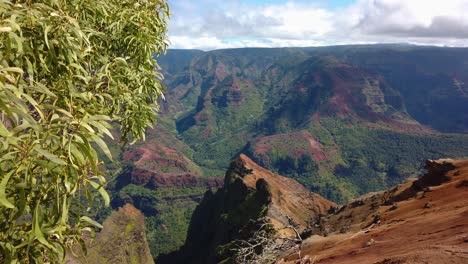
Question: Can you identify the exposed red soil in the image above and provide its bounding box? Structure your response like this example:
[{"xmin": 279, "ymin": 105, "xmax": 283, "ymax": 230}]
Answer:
[
  {"xmin": 322, "ymin": 68, "xmax": 360, "ymax": 116},
  {"xmin": 280, "ymin": 159, "xmax": 468, "ymax": 264},
  {"xmin": 121, "ymin": 141, "xmax": 222, "ymax": 189},
  {"xmin": 366, "ymin": 117, "xmax": 435, "ymax": 134},
  {"xmin": 122, "ymin": 142, "xmax": 195, "ymax": 174},
  {"xmin": 252, "ymin": 131, "xmax": 331, "ymax": 162},
  {"xmin": 146, "ymin": 172, "xmax": 223, "ymax": 189},
  {"xmin": 124, "ymin": 168, "xmax": 222, "ymax": 189}
]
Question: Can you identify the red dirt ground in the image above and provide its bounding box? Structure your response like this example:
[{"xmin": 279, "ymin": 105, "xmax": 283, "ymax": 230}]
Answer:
[
  {"xmin": 280, "ymin": 159, "xmax": 468, "ymax": 264},
  {"xmin": 253, "ymin": 131, "xmax": 331, "ymax": 162}
]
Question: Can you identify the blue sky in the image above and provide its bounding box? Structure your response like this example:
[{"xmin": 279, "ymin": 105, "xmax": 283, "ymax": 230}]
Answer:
[{"xmin": 167, "ymin": 0, "xmax": 468, "ymax": 50}]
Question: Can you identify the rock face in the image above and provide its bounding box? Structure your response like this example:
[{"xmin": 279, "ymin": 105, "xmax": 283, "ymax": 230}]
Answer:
[
  {"xmin": 280, "ymin": 159, "xmax": 468, "ymax": 264},
  {"xmin": 158, "ymin": 154, "xmax": 334, "ymax": 264},
  {"xmin": 66, "ymin": 204, "xmax": 154, "ymax": 264}
]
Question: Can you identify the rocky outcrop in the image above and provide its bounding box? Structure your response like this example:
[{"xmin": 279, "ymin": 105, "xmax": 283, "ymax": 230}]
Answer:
[
  {"xmin": 386, "ymin": 159, "xmax": 457, "ymax": 204},
  {"xmin": 66, "ymin": 204, "xmax": 154, "ymax": 264},
  {"xmin": 158, "ymin": 154, "xmax": 334, "ymax": 264},
  {"xmin": 414, "ymin": 159, "xmax": 455, "ymax": 187}
]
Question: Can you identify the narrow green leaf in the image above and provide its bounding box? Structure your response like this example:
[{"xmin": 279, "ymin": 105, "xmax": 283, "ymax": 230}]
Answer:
[
  {"xmin": 35, "ymin": 149, "xmax": 67, "ymax": 165},
  {"xmin": 0, "ymin": 171, "xmax": 15, "ymax": 209},
  {"xmin": 81, "ymin": 122, "xmax": 95, "ymax": 133},
  {"xmin": 69, "ymin": 143, "xmax": 85, "ymax": 165},
  {"xmin": 23, "ymin": 94, "xmax": 44, "ymax": 120},
  {"xmin": 1, "ymin": 67, "xmax": 23, "ymax": 74},
  {"xmin": 0, "ymin": 27, "xmax": 12, "ymax": 32},
  {"xmin": 44, "ymin": 25, "xmax": 51, "ymax": 49},
  {"xmin": 89, "ymin": 120, "xmax": 114, "ymax": 139},
  {"xmin": 88, "ymin": 180, "xmax": 110, "ymax": 207},
  {"xmin": 32, "ymin": 204, "xmax": 53, "ymax": 249},
  {"xmin": 56, "ymin": 109, "xmax": 73, "ymax": 118},
  {"xmin": 60, "ymin": 196, "xmax": 68, "ymax": 225},
  {"xmin": 88, "ymin": 115, "xmax": 111, "ymax": 121},
  {"xmin": 91, "ymin": 134, "xmax": 112, "ymax": 160},
  {"xmin": 31, "ymin": 83, "xmax": 56, "ymax": 97},
  {"xmin": 25, "ymin": 57, "xmax": 34, "ymax": 83},
  {"xmin": 80, "ymin": 216, "xmax": 103, "ymax": 229},
  {"xmin": 74, "ymin": 136, "xmax": 98, "ymax": 174},
  {"xmin": 0, "ymin": 121, "xmax": 9, "ymax": 137}
]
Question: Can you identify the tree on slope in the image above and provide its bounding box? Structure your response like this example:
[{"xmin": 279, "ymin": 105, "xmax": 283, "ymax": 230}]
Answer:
[{"xmin": 0, "ymin": 0, "xmax": 169, "ymax": 262}]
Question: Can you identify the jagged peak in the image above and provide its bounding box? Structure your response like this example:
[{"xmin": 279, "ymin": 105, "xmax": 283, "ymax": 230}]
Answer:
[
  {"xmin": 216, "ymin": 154, "xmax": 336, "ymax": 237},
  {"xmin": 228, "ymin": 154, "xmax": 321, "ymax": 194}
]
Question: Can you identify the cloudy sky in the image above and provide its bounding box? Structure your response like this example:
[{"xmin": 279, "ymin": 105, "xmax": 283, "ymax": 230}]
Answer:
[{"xmin": 167, "ymin": 0, "xmax": 468, "ymax": 50}]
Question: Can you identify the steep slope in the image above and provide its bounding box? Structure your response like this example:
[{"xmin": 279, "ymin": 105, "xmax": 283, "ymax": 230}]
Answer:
[
  {"xmin": 335, "ymin": 46, "xmax": 468, "ymax": 133},
  {"xmin": 66, "ymin": 204, "xmax": 154, "ymax": 264},
  {"xmin": 259, "ymin": 56, "xmax": 425, "ymax": 133},
  {"xmin": 280, "ymin": 159, "xmax": 468, "ymax": 263},
  {"xmin": 158, "ymin": 154, "xmax": 334, "ymax": 264}
]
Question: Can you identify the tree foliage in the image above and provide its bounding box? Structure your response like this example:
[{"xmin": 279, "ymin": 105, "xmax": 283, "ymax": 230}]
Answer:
[{"xmin": 0, "ymin": 0, "xmax": 169, "ymax": 262}]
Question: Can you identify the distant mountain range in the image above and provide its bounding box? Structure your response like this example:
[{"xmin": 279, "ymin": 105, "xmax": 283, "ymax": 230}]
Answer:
[{"xmin": 101, "ymin": 45, "xmax": 468, "ymax": 258}]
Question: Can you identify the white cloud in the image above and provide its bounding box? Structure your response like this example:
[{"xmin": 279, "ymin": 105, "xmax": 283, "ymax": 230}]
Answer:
[
  {"xmin": 168, "ymin": 0, "xmax": 468, "ymax": 50},
  {"xmin": 261, "ymin": 3, "xmax": 334, "ymax": 39},
  {"xmin": 352, "ymin": 0, "xmax": 468, "ymax": 37},
  {"xmin": 169, "ymin": 36, "xmax": 272, "ymax": 50}
]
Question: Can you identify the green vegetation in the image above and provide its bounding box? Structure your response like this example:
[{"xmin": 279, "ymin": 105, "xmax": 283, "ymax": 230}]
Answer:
[
  {"xmin": 0, "ymin": 0, "xmax": 168, "ymax": 262},
  {"xmin": 328, "ymin": 123, "xmax": 468, "ymax": 194},
  {"xmin": 113, "ymin": 184, "xmax": 209, "ymax": 257},
  {"xmin": 146, "ymin": 198, "xmax": 198, "ymax": 256}
]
